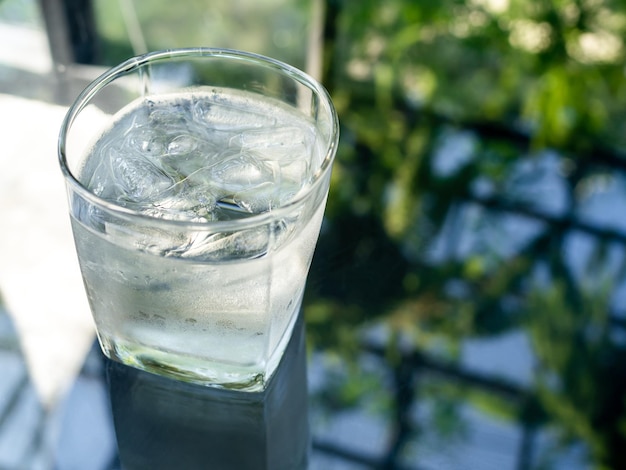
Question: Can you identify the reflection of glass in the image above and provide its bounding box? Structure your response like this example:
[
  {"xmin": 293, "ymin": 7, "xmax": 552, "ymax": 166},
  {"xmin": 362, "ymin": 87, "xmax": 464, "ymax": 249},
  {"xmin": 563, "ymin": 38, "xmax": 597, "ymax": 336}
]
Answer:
[
  {"xmin": 106, "ymin": 313, "xmax": 309, "ymax": 470},
  {"xmin": 58, "ymin": 48, "xmax": 339, "ymax": 391}
]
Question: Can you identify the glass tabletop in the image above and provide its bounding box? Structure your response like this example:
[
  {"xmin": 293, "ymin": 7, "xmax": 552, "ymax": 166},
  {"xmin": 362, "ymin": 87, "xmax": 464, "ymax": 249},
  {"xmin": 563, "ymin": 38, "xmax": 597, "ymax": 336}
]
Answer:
[{"xmin": 2, "ymin": 0, "xmax": 626, "ymax": 469}]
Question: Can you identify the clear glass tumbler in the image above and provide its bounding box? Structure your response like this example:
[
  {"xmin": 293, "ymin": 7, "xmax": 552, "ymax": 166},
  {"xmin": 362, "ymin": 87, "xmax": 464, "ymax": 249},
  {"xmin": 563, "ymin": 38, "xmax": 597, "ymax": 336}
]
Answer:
[{"xmin": 58, "ymin": 48, "xmax": 338, "ymax": 391}]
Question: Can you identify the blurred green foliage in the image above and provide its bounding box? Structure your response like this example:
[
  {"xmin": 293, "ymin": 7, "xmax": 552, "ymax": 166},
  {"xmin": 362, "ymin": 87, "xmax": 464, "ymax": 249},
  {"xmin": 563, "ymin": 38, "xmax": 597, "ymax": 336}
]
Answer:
[
  {"xmin": 325, "ymin": 0, "xmax": 626, "ymax": 150},
  {"xmin": 303, "ymin": 0, "xmax": 626, "ymax": 467},
  {"xmin": 310, "ymin": 0, "xmax": 626, "ymax": 340}
]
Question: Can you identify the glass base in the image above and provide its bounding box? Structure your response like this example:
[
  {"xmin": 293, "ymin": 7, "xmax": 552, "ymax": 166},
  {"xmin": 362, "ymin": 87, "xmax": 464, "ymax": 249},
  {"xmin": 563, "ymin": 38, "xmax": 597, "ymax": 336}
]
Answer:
[
  {"xmin": 97, "ymin": 312, "xmax": 298, "ymax": 392},
  {"xmin": 103, "ymin": 341, "xmax": 266, "ymax": 391}
]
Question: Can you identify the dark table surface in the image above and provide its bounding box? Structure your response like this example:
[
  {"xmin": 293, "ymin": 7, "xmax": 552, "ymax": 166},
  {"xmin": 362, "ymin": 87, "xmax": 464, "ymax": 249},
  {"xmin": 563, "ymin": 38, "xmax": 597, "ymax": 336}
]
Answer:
[{"xmin": 3, "ymin": 1, "xmax": 626, "ymax": 469}]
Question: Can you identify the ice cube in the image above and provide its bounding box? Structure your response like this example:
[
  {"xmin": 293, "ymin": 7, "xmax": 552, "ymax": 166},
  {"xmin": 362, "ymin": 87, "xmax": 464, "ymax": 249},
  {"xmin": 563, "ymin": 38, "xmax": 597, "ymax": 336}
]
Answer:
[
  {"xmin": 277, "ymin": 159, "xmax": 310, "ymax": 186},
  {"xmin": 148, "ymin": 98, "xmax": 191, "ymax": 128},
  {"xmin": 231, "ymin": 182, "xmax": 279, "ymax": 213},
  {"xmin": 160, "ymin": 136, "xmax": 221, "ymax": 178},
  {"xmin": 109, "ymin": 151, "xmax": 174, "ymax": 203},
  {"xmin": 166, "ymin": 134, "xmax": 198, "ymax": 156},
  {"xmin": 165, "ymin": 226, "xmax": 271, "ymax": 261},
  {"xmin": 235, "ymin": 126, "xmax": 308, "ymax": 151},
  {"xmin": 125, "ymin": 126, "xmax": 167, "ymax": 158},
  {"xmin": 209, "ymin": 150, "xmax": 280, "ymax": 194},
  {"xmin": 147, "ymin": 182, "xmax": 217, "ymax": 222},
  {"xmin": 193, "ymin": 100, "xmax": 276, "ymax": 131},
  {"xmin": 85, "ymin": 155, "xmax": 114, "ymax": 198},
  {"xmin": 232, "ymin": 126, "xmax": 314, "ymax": 183}
]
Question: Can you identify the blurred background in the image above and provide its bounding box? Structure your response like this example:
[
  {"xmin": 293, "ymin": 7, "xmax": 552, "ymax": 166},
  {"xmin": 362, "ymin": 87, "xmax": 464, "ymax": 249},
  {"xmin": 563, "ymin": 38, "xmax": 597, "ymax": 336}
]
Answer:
[{"xmin": 2, "ymin": 0, "xmax": 626, "ymax": 468}]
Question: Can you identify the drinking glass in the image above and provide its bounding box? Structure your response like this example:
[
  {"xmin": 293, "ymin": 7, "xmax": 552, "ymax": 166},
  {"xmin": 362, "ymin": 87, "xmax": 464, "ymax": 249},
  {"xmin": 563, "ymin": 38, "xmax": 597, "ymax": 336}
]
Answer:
[{"xmin": 58, "ymin": 48, "xmax": 338, "ymax": 391}]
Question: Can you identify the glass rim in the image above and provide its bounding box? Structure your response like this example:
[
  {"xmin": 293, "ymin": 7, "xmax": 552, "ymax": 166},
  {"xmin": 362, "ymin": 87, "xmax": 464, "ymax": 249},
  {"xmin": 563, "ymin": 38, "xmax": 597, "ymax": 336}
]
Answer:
[{"xmin": 58, "ymin": 47, "xmax": 339, "ymax": 231}]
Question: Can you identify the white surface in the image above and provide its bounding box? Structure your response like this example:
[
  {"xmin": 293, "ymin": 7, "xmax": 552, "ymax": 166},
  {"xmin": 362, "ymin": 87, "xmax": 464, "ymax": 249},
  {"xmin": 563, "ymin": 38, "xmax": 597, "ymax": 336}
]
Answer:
[
  {"xmin": 0, "ymin": 93, "xmax": 95, "ymax": 407},
  {"xmin": 0, "ymin": 22, "xmax": 52, "ymax": 74}
]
